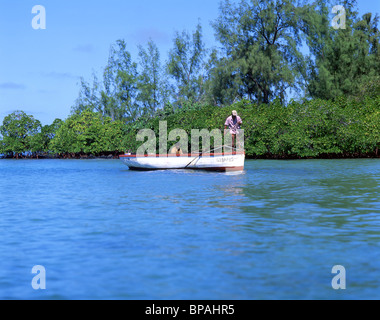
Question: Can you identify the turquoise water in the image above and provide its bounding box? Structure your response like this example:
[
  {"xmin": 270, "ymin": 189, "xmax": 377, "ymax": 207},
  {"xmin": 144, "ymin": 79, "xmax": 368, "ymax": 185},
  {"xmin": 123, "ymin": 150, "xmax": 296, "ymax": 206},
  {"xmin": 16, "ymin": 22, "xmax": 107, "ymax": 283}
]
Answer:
[{"xmin": 0, "ymin": 159, "xmax": 379, "ymax": 300}]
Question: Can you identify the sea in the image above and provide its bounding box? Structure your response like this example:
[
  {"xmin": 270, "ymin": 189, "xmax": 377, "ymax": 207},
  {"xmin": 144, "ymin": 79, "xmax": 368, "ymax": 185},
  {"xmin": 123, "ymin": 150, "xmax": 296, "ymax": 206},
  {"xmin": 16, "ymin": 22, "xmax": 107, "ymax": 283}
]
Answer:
[{"xmin": 0, "ymin": 158, "xmax": 379, "ymax": 299}]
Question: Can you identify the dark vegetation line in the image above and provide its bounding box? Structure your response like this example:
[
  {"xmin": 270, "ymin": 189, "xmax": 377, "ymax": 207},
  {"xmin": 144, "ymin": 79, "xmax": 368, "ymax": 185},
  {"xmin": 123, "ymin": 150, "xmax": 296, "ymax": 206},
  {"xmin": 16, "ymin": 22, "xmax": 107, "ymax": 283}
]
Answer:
[{"xmin": 1, "ymin": 0, "xmax": 379, "ymax": 159}]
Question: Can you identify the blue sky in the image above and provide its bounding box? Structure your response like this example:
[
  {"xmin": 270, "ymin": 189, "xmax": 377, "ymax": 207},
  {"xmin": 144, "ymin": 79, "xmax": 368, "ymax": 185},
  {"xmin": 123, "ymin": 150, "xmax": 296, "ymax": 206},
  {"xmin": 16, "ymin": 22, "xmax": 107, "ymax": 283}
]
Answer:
[{"xmin": 0, "ymin": 0, "xmax": 378, "ymax": 125}]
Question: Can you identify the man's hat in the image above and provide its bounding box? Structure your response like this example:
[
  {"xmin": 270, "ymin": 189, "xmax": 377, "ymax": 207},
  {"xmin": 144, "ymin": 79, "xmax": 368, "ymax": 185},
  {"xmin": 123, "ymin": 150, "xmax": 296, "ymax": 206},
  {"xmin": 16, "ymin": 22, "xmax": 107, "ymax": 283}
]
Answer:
[{"xmin": 232, "ymin": 110, "xmax": 238, "ymax": 116}]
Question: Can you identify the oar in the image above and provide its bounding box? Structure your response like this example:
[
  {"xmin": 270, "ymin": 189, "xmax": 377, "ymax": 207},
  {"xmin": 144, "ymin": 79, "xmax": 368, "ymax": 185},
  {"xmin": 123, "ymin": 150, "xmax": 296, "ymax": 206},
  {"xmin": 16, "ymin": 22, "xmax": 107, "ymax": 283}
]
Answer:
[
  {"xmin": 184, "ymin": 152, "xmax": 203, "ymax": 169},
  {"xmin": 184, "ymin": 146, "xmax": 225, "ymax": 169}
]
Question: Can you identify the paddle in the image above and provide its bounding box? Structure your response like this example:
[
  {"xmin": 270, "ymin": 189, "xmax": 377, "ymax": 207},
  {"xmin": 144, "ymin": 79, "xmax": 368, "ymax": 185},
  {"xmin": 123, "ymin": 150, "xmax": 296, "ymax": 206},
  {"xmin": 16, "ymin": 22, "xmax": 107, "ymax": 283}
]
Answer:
[
  {"xmin": 184, "ymin": 151, "xmax": 205, "ymax": 169},
  {"xmin": 184, "ymin": 146, "xmax": 226, "ymax": 169}
]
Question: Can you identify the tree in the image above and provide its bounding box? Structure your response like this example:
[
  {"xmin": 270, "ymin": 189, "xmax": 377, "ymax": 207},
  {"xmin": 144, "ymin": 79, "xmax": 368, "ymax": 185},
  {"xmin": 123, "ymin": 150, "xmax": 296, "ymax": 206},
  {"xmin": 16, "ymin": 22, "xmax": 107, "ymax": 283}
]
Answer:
[
  {"xmin": 102, "ymin": 40, "xmax": 139, "ymax": 121},
  {"xmin": 212, "ymin": 0, "xmax": 305, "ymax": 104},
  {"xmin": 73, "ymin": 40, "xmax": 139, "ymax": 122},
  {"xmin": 74, "ymin": 74, "xmax": 101, "ymax": 114},
  {"xmin": 298, "ymin": 0, "xmax": 380, "ymax": 99},
  {"xmin": 136, "ymin": 40, "xmax": 170, "ymax": 116},
  {"xmin": 29, "ymin": 118, "xmax": 63, "ymax": 155},
  {"xmin": 0, "ymin": 111, "xmax": 41, "ymax": 158},
  {"xmin": 203, "ymin": 50, "xmax": 242, "ymax": 106},
  {"xmin": 166, "ymin": 23, "xmax": 207, "ymax": 105},
  {"xmin": 49, "ymin": 110, "xmax": 124, "ymax": 155}
]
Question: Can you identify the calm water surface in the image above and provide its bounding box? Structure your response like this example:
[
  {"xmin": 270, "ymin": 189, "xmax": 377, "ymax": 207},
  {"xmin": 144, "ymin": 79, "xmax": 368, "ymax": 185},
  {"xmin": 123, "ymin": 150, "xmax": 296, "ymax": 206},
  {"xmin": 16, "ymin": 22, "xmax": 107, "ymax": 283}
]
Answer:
[{"xmin": 0, "ymin": 159, "xmax": 379, "ymax": 299}]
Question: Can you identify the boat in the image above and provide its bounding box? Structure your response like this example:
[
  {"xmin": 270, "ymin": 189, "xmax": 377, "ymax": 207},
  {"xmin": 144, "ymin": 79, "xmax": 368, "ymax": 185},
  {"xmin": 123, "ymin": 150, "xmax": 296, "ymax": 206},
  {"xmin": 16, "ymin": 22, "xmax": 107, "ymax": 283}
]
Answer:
[{"xmin": 120, "ymin": 149, "xmax": 245, "ymax": 172}]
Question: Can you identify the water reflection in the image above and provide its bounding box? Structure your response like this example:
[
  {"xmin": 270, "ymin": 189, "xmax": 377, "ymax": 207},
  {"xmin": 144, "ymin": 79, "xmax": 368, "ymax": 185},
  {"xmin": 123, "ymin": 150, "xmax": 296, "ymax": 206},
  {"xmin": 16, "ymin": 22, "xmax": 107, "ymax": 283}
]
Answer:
[
  {"xmin": 1, "ymin": 159, "xmax": 379, "ymax": 299},
  {"xmin": 238, "ymin": 160, "xmax": 380, "ymax": 240}
]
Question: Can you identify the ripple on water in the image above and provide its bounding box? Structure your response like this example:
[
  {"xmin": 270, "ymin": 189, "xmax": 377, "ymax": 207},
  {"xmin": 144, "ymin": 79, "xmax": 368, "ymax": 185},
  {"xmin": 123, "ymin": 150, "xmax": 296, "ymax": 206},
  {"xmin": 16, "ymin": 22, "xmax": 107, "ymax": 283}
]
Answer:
[{"xmin": 0, "ymin": 159, "xmax": 379, "ymax": 299}]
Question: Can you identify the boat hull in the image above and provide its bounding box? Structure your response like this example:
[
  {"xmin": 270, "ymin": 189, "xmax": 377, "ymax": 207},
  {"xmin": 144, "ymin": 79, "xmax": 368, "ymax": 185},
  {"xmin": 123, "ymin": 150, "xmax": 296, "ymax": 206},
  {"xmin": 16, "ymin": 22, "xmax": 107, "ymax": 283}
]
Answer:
[{"xmin": 120, "ymin": 153, "xmax": 245, "ymax": 172}]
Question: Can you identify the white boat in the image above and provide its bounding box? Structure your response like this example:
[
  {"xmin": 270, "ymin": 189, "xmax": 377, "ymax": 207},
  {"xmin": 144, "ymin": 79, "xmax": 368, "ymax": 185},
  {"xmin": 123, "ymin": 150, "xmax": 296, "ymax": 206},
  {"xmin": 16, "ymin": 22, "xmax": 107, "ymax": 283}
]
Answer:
[{"xmin": 120, "ymin": 151, "xmax": 245, "ymax": 172}]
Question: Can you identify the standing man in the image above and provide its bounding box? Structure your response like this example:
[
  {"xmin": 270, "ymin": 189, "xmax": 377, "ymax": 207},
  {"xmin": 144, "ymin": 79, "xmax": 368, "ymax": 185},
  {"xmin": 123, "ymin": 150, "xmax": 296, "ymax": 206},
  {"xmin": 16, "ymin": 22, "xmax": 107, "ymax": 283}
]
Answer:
[{"xmin": 224, "ymin": 110, "xmax": 242, "ymax": 151}]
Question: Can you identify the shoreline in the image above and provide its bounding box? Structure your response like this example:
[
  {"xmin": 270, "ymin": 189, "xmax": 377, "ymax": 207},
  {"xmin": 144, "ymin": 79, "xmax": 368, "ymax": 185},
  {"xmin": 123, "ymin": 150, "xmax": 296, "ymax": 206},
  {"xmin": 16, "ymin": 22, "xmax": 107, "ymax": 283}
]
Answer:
[
  {"xmin": 1, "ymin": 153, "xmax": 379, "ymax": 160},
  {"xmin": 246, "ymin": 153, "xmax": 380, "ymax": 160}
]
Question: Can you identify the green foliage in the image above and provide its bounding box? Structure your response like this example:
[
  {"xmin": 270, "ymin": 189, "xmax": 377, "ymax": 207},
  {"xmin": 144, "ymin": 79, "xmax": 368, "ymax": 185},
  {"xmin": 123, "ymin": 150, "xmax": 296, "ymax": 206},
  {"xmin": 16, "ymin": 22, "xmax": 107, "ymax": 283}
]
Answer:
[
  {"xmin": 299, "ymin": 0, "xmax": 380, "ymax": 99},
  {"xmin": 1, "ymin": 92, "xmax": 379, "ymax": 159},
  {"xmin": 0, "ymin": 111, "xmax": 41, "ymax": 156},
  {"xmin": 29, "ymin": 119, "xmax": 63, "ymax": 153},
  {"xmin": 73, "ymin": 40, "xmax": 139, "ymax": 121},
  {"xmin": 211, "ymin": 0, "xmax": 305, "ymax": 104},
  {"xmin": 137, "ymin": 40, "xmax": 171, "ymax": 115},
  {"xmin": 166, "ymin": 23, "xmax": 207, "ymax": 105},
  {"xmin": 70, "ymin": 0, "xmax": 379, "ymax": 116},
  {"xmin": 120, "ymin": 95, "xmax": 379, "ymax": 158},
  {"xmin": 2, "ymin": 0, "xmax": 380, "ymax": 159},
  {"xmin": 103, "ymin": 40, "xmax": 139, "ymax": 121},
  {"xmin": 49, "ymin": 110, "xmax": 125, "ymax": 155}
]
